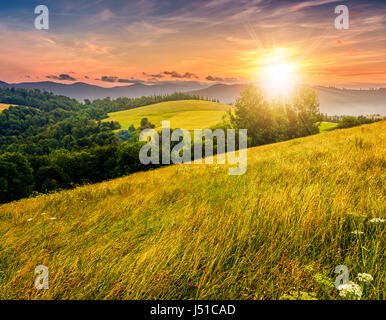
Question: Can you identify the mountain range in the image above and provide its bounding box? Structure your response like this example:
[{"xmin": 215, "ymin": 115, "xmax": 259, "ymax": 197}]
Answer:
[
  {"xmin": 0, "ymin": 80, "xmax": 385, "ymax": 115},
  {"xmin": 0, "ymin": 80, "xmax": 207, "ymax": 101},
  {"xmin": 189, "ymin": 84, "xmax": 386, "ymax": 115}
]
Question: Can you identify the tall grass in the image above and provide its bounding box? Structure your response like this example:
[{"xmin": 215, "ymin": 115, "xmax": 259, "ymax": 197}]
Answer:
[{"xmin": 0, "ymin": 121, "xmax": 384, "ymax": 300}]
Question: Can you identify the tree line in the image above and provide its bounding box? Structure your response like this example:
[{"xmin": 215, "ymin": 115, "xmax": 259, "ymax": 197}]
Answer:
[{"xmin": 320, "ymin": 114, "xmax": 384, "ymax": 129}]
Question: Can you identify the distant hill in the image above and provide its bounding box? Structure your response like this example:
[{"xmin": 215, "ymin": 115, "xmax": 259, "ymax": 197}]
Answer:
[
  {"xmin": 0, "ymin": 80, "xmax": 207, "ymax": 101},
  {"xmin": 189, "ymin": 84, "xmax": 386, "ymax": 116},
  {"xmin": 104, "ymin": 100, "xmax": 231, "ymax": 130},
  {"xmin": 1, "ymin": 80, "xmax": 385, "ymax": 115},
  {"xmin": 188, "ymin": 84, "xmax": 249, "ymax": 105},
  {"xmin": 314, "ymin": 86, "xmax": 386, "ymax": 116}
]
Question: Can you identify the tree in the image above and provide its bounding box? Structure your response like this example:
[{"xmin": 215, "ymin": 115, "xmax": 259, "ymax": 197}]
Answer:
[
  {"xmin": 115, "ymin": 142, "xmax": 150, "ymax": 175},
  {"xmin": 228, "ymin": 85, "xmax": 277, "ymax": 146},
  {"xmin": 290, "ymin": 86, "xmax": 321, "ymax": 136},
  {"xmin": 35, "ymin": 165, "xmax": 68, "ymax": 192},
  {"xmin": 140, "ymin": 118, "xmax": 156, "ymax": 130},
  {"xmin": 337, "ymin": 116, "xmax": 361, "ymax": 129},
  {"xmin": 227, "ymin": 85, "xmax": 321, "ymax": 147},
  {"xmin": 0, "ymin": 152, "xmax": 34, "ymax": 203}
]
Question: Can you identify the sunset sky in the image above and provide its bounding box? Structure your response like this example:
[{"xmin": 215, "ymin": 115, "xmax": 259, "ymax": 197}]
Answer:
[{"xmin": 0, "ymin": 0, "xmax": 385, "ymax": 88}]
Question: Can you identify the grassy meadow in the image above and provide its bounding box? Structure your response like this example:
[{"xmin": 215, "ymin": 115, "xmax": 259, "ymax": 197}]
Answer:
[
  {"xmin": 0, "ymin": 103, "xmax": 13, "ymax": 112},
  {"xmin": 104, "ymin": 100, "xmax": 231, "ymax": 130},
  {"xmin": 318, "ymin": 121, "xmax": 338, "ymax": 132},
  {"xmin": 0, "ymin": 121, "xmax": 384, "ymax": 300}
]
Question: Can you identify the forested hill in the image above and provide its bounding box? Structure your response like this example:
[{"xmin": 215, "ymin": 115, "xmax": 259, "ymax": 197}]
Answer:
[
  {"xmin": 0, "ymin": 87, "xmax": 215, "ymax": 203},
  {"xmin": 0, "ymin": 88, "xmax": 213, "ymax": 145},
  {"xmin": 0, "ymin": 87, "xmax": 81, "ymax": 111},
  {"xmin": 0, "ymin": 87, "xmax": 212, "ymax": 158},
  {"xmin": 0, "ymin": 88, "xmax": 117, "ymax": 152}
]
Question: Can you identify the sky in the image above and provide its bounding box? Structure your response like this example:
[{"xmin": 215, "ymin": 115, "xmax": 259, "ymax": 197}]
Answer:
[{"xmin": 0, "ymin": 0, "xmax": 385, "ymax": 88}]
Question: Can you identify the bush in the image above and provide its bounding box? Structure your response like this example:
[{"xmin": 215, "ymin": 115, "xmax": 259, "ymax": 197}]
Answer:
[{"xmin": 337, "ymin": 117, "xmax": 361, "ymax": 129}]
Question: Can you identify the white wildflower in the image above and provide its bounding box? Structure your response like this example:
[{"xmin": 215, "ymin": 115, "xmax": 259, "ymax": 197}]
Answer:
[
  {"xmin": 357, "ymin": 273, "xmax": 373, "ymax": 283},
  {"xmin": 338, "ymin": 281, "xmax": 362, "ymax": 300},
  {"xmin": 351, "ymin": 230, "xmax": 364, "ymax": 235},
  {"xmin": 27, "ymin": 218, "xmax": 33, "ymax": 222},
  {"xmin": 369, "ymin": 218, "xmax": 385, "ymax": 223}
]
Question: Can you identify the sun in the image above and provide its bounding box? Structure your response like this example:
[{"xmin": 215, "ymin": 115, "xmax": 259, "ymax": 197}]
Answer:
[
  {"xmin": 253, "ymin": 48, "xmax": 300, "ymax": 98},
  {"xmin": 259, "ymin": 62, "xmax": 299, "ymax": 98}
]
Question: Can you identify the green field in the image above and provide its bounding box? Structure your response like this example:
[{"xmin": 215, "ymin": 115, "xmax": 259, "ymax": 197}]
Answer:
[
  {"xmin": 318, "ymin": 121, "xmax": 338, "ymax": 132},
  {"xmin": 104, "ymin": 100, "xmax": 232, "ymax": 130},
  {"xmin": 0, "ymin": 103, "xmax": 14, "ymax": 112},
  {"xmin": 0, "ymin": 121, "xmax": 384, "ymax": 300}
]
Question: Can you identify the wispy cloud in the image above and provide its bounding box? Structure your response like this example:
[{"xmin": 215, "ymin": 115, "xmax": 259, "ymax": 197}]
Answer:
[
  {"xmin": 163, "ymin": 71, "xmax": 199, "ymax": 79},
  {"xmin": 47, "ymin": 74, "xmax": 77, "ymax": 81},
  {"xmin": 89, "ymin": 9, "xmax": 114, "ymax": 23},
  {"xmin": 291, "ymin": 0, "xmax": 342, "ymax": 11}
]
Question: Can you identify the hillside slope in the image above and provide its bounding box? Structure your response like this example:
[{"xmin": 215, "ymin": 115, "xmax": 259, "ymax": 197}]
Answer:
[
  {"xmin": 0, "ymin": 121, "xmax": 384, "ymax": 300},
  {"xmin": 0, "ymin": 103, "xmax": 16, "ymax": 112},
  {"xmin": 104, "ymin": 100, "xmax": 231, "ymax": 130},
  {"xmin": 318, "ymin": 121, "xmax": 338, "ymax": 132}
]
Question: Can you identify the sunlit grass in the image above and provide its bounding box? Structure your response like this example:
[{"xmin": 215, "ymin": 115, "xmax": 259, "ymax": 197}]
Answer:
[
  {"xmin": 103, "ymin": 100, "xmax": 231, "ymax": 130},
  {"xmin": 318, "ymin": 121, "xmax": 338, "ymax": 132},
  {"xmin": 0, "ymin": 103, "xmax": 15, "ymax": 112},
  {"xmin": 0, "ymin": 121, "xmax": 384, "ymax": 300}
]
